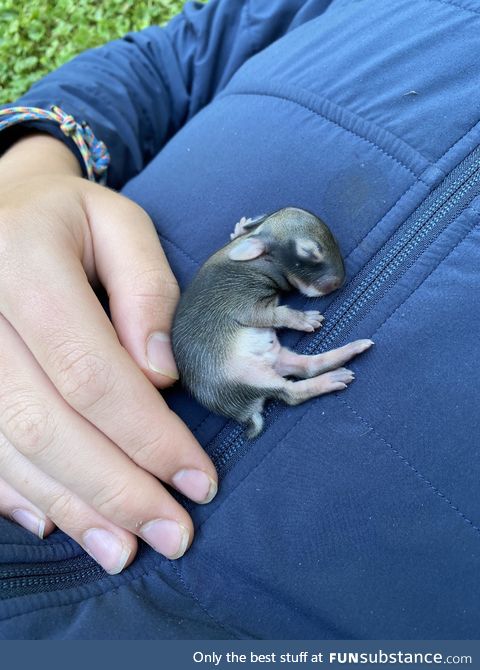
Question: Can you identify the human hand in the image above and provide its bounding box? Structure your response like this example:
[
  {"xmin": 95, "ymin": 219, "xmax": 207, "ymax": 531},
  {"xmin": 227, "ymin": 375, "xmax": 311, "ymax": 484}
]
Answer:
[{"xmin": 0, "ymin": 135, "xmax": 217, "ymax": 573}]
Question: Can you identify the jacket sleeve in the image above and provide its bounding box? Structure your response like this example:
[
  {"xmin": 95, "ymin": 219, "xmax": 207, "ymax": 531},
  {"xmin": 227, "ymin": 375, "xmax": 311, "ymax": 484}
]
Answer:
[{"xmin": 0, "ymin": 0, "xmax": 333, "ymax": 188}]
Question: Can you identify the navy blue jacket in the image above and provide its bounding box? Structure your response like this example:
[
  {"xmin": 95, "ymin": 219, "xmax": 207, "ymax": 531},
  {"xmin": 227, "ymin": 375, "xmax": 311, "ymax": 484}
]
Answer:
[{"xmin": 1, "ymin": 0, "xmax": 480, "ymax": 639}]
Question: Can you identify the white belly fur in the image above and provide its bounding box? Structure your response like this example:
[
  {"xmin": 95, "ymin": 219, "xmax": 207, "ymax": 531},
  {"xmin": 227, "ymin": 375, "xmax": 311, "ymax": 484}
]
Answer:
[{"xmin": 228, "ymin": 327, "xmax": 282, "ymax": 385}]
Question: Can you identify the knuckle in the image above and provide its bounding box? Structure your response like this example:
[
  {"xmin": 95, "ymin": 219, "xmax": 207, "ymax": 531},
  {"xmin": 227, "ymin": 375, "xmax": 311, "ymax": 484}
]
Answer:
[
  {"xmin": 91, "ymin": 479, "xmax": 132, "ymax": 517},
  {"xmin": 128, "ymin": 434, "xmax": 166, "ymax": 468},
  {"xmin": 1, "ymin": 395, "xmax": 56, "ymax": 458},
  {"xmin": 45, "ymin": 491, "xmax": 77, "ymax": 523},
  {"xmin": 128, "ymin": 267, "xmax": 180, "ymax": 305},
  {"xmin": 52, "ymin": 343, "xmax": 114, "ymax": 412}
]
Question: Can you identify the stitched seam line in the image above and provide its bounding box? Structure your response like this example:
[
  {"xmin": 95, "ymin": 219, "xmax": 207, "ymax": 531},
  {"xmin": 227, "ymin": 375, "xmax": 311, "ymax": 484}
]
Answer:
[
  {"xmin": 223, "ymin": 90, "xmax": 426, "ymax": 182},
  {"xmin": 341, "ymin": 397, "xmax": 480, "ymax": 534},
  {"xmin": 369, "ymin": 214, "xmax": 479, "ymax": 341},
  {"xmin": 293, "ymin": 175, "xmax": 426, "ymax": 343},
  {"xmin": 159, "ymin": 231, "xmax": 200, "ymax": 267},
  {"xmin": 158, "ymin": 91, "xmax": 480, "ymax": 287},
  {"xmin": 169, "ymin": 561, "xmax": 240, "ymax": 638},
  {"xmin": 191, "ymin": 412, "xmax": 228, "ymax": 436},
  {"xmin": 197, "ymin": 413, "xmax": 311, "ymax": 533},
  {"xmin": 190, "ymin": 412, "xmax": 211, "ymax": 434},
  {"xmin": 341, "ymin": 116, "xmax": 480, "ymax": 262},
  {"xmin": 171, "ymin": 415, "xmax": 317, "ymax": 633},
  {"xmin": 339, "ymin": 218, "xmax": 480, "ymax": 533},
  {"xmin": 285, "ymin": 80, "xmax": 431, "ymax": 165},
  {"xmin": 344, "ymin": 180, "xmax": 422, "ymax": 262}
]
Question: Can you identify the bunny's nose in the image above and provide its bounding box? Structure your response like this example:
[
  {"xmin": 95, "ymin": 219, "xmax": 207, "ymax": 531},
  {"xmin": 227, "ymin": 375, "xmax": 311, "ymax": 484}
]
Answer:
[{"xmin": 317, "ymin": 276, "xmax": 344, "ymax": 294}]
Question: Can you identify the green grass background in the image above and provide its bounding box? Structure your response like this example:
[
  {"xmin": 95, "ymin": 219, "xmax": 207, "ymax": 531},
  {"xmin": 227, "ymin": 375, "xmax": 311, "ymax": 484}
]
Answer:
[{"xmin": 0, "ymin": 0, "xmax": 189, "ymax": 104}]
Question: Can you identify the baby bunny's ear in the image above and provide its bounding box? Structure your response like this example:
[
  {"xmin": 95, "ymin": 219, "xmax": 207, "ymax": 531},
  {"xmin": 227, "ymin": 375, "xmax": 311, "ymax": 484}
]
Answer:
[
  {"xmin": 230, "ymin": 213, "xmax": 268, "ymax": 240},
  {"xmin": 228, "ymin": 236, "xmax": 266, "ymax": 261}
]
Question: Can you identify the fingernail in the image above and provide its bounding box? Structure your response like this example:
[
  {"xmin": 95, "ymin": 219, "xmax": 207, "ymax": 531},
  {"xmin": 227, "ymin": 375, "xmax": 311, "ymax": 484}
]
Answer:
[
  {"xmin": 11, "ymin": 508, "xmax": 45, "ymax": 539},
  {"xmin": 83, "ymin": 528, "xmax": 131, "ymax": 575},
  {"xmin": 146, "ymin": 332, "xmax": 179, "ymax": 379},
  {"xmin": 172, "ymin": 469, "xmax": 218, "ymax": 504},
  {"xmin": 139, "ymin": 519, "xmax": 189, "ymax": 559}
]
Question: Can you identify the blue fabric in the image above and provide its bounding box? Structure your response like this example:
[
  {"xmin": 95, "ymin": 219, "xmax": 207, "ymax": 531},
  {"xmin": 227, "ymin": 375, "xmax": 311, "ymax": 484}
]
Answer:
[{"xmin": 1, "ymin": 0, "xmax": 480, "ymax": 639}]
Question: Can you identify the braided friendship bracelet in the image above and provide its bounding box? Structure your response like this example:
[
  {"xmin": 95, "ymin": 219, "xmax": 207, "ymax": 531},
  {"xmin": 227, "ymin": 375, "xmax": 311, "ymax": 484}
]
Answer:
[{"xmin": 0, "ymin": 105, "xmax": 110, "ymax": 184}]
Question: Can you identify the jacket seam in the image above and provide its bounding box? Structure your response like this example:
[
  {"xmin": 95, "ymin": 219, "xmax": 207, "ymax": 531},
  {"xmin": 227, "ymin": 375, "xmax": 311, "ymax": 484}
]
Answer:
[
  {"xmin": 339, "ymin": 218, "xmax": 480, "ymax": 532},
  {"xmin": 366, "ymin": 215, "xmax": 479, "ymax": 341},
  {"xmin": 191, "ymin": 412, "xmax": 227, "ymax": 437},
  {"xmin": 169, "ymin": 561, "xmax": 241, "ymax": 638},
  {"xmin": 339, "ymin": 401, "xmax": 480, "ymax": 535},
  {"xmin": 344, "ymin": 181, "xmax": 422, "ymax": 262},
  {"xmin": 159, "ymin": 230, "xmax": 201, "ymax": 267},
  {"xmin": 343, "ymin": 115, "xmax": 480, "ymax": 261},
  {"xmin": 221, "ymin": 90, "xmax": 429, "ymax": 182}
]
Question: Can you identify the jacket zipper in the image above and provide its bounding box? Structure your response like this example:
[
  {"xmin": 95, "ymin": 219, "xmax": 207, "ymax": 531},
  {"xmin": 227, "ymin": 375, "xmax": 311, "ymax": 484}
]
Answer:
[
  {"xmin": 208, "ymin": 144, "xmax": 480, "ymax": 475},
  {"xmin": 0, "ymin": 554, "xmax": 104, "ymax": 600},
  {"xmin": 2, "ymin": 146, "xmax": 480, "ymax": 598}
]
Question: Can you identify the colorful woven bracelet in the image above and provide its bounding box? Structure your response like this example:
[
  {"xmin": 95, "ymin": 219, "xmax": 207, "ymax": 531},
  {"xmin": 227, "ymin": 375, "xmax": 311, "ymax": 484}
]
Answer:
[{"xmin": 0, "ymin": 105, "xmax": 110, "ymax": 184}]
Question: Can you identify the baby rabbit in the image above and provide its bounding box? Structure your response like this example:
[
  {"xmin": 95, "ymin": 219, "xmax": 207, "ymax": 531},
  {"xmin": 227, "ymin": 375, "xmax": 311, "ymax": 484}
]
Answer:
[{"xmin": 172, "ymin": 207, "xmax": 372, "ymax": 437}]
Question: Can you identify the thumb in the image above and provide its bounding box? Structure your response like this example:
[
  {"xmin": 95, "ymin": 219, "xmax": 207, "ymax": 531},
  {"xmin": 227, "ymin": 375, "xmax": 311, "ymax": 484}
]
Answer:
[{"xmin": 83, "ymin": 186, "xmax": 180, "ymax": 388}]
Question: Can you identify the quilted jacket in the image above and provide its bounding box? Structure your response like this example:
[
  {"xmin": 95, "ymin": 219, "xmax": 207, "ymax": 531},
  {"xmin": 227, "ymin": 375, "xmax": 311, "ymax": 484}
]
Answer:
[{"xmin": 1, "ymin": 0, "xmax": 479, "ymax": 639}]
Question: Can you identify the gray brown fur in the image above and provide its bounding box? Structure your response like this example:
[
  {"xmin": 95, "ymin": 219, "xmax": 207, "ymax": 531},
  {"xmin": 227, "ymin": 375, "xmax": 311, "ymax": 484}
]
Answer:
[{"xmin": 172, "ymin": 207, "xmax": 372, "ymax": 437}]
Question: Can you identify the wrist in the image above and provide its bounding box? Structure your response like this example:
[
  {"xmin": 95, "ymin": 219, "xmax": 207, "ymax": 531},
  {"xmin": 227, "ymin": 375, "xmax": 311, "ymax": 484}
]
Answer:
[{"xmin": 0, "ymin": 133, "xmax": 83, "ymax": 184}]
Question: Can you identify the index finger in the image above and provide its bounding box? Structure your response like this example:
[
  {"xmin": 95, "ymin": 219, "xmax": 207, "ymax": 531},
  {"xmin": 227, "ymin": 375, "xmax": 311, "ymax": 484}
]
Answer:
[{"xmin": 83, "ymin": 186, "xmax": 183, "ymax": 388}]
